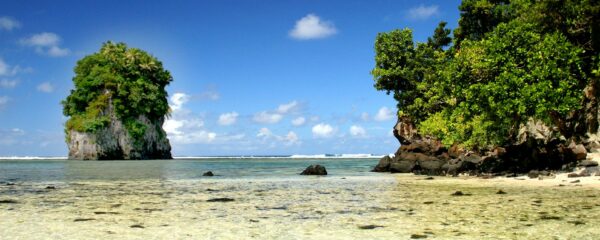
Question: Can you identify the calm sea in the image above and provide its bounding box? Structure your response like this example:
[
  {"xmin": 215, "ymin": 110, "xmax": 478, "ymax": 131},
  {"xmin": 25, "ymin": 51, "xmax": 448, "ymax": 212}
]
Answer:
[{"xmin": 0, "ymin": 158, "xmax": 380, "ymax": 182}]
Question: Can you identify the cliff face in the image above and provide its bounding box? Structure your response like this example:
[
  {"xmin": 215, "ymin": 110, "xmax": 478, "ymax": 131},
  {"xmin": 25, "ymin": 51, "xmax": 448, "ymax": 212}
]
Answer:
[
  {"xmin": 374, "ymin": 117, "xmax": 589, "ymax": 175},
  {"xmin": 67, "ymin": 98, "xmax": 172, "ymax": 160}
]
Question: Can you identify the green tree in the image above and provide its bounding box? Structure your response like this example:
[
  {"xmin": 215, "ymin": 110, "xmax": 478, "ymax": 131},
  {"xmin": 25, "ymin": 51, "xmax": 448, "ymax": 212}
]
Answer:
[
  {"xmin": 373, "ymin": 0, "xmax": 597, "ymax": 150},
  {"xmin": 62, "ymin": 42, "xmax": 172, "ymax": 141}
]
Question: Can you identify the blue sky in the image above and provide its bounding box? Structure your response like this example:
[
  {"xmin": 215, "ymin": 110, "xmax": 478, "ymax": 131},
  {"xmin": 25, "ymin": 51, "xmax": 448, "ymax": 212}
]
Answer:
[{"xmin": 0, "ymin": 0, "xmax": 461, "ymax": 156}]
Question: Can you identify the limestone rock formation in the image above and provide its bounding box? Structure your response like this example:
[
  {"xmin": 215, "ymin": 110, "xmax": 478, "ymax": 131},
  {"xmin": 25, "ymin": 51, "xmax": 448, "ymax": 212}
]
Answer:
[
  {"xmin": 67, "ymin": 110, "xmax": 171, "ymax": 160},
  {"xmin": 62, "ymin": 42, "xmax": 173, "ymax": 160},
  {"xmin": 374, "ymin": 118, "xmax": 584, "ymax": 175}
]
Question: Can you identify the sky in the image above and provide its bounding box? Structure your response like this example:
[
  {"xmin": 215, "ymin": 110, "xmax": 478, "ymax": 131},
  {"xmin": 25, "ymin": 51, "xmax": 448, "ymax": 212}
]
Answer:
[{"xmin": 0, "ymin": 0, "xmax": 462, "ymax": 156}]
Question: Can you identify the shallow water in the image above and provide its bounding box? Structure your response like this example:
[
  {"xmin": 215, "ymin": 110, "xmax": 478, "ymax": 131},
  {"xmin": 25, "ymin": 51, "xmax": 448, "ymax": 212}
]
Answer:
[{"xmin": 1, "ymin": 159, "xmax": 599, "ymax": 239}]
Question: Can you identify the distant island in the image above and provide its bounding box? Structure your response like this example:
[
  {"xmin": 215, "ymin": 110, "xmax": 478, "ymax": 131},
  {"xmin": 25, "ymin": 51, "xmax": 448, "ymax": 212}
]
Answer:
[
  {"xmin": 372, "ymin": 1, "xmax": 600, "ymax": 175},
  {"xmin": 61, "ymin": 42, "xmax": 172, "ymax": 160}
]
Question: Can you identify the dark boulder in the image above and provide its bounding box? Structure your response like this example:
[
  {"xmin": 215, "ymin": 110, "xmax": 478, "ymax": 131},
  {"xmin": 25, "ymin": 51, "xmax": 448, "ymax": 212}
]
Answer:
[
  {"xmin": 528, "ymin": 170, "xmax": 540, "ymax": 178},
  {"xmin": 390, "ymin": 161, "xmax": 415, "ymax": 173},
  {"xmin": 372, "ymin": 155, "xmax": 392, "ymax": 172},
  {"xmin": 578, "ymin": 160, "xmax": 598, "ymax": 167},
  {"xmin": 570, "ymin": 143, "xmax": 587, "ymax": 160},
  {"xmin": 202, "ymin": 171, "xmax": 214, "ymax": 176},
  {"xmin": 580, "ymin": 166, "xmax": 600, "ymax": 176},
  {"xmin": 416, "ymin": 158, "xmax": 446, "ymax": 175},
  {"xmin": 300, "ymin": 165, "xmax": 327, "ymax": 175}
]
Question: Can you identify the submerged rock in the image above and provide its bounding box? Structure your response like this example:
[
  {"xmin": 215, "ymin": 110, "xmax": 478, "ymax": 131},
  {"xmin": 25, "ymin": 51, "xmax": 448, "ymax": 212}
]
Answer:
[
  {"xmin": 358, "ymin": 225, "xmax": 384, "ymax": 230},
  {"xmin": 300, "ymin": 165, "xmax": 327, "ymax": 175},
  {"xmin": 207, "ymin": 198, "xmax": 235, "ymax": 202},
  {"xmin": 203, "ymin": 171, "xmax": 214, "ymax": 176}
]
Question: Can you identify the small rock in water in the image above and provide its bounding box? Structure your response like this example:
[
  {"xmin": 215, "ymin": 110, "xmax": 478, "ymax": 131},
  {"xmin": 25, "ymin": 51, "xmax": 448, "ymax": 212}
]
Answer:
[
  {"xmin": 0, "ymin": 199, "xmax": 18, "ymax": 204},
  {"xmin": 300, "ymin": 164, "xmax": 327, "ymax": 175},
  {"xmin": 410, "ymin": 234, "xmax": 428, "ymax": 239},
  {"xmin": 73, "ymin": 218, "xmax": 95, "ymax": 222},
  {"xmin": 202, "ymin": 171, "xmax": 214, "ymax": 176},
  {"xmin": 45, "ymin": 186, "xmax": 56, "ymax": 189},
  {"xmin": 207, "ymin": 198, "xmax": 235, "ymax": 202},
  {"xmin": 424, "ymin": 176, "xmax": 434, "ymax": 180},
  {"xmin": 570, "ymin": 179, "xmax": 581, "ymax": 183},
  {"xmin": 130, "ymin": 224, "xmax": 145, "ymax": 228},
  {"xmin": 539, "ymin": 215, "xmax": 562, "ymax": 220},
  {"xmin": 528, "ymin": 170, "xmax": 540, "ymax": 178},
  {"xmin": 358, "ymin": 225, "xmax": 384, "ymax": 229},
  {"xmin": 568, "ymin": 173, "xmax": 581, "ymax": 178},
  {"xmin": 451, "ymin": 191, "xmax": 470, "ymax": 196},
  {"xmin": 578, "ymin": 160, "xmax": 598, "ymax": 167},
  {"xmin": 568, "ymin": 220, "xmax": 586, "ymax": 225},
  {"xmin": 5, "ymin": 182, "xmax": 15, "ymax": 186},
  {"xmin": 496, "ymin": 190, "xmax": 507, "ymax": 194}
]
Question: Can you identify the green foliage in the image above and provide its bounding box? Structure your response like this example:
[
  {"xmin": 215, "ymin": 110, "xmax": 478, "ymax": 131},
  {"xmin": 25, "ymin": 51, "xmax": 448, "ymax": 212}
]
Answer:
[
  {"xmin": 372, "ymin": 0, "xmax": 598, "ymax": 149},
  {"xmin": 372, "ymin": 23, "xmax": 452, "ymax": 122},
  {"xmin": 62, "ymin": 42, "xmax": 172, "ymax": 141}
]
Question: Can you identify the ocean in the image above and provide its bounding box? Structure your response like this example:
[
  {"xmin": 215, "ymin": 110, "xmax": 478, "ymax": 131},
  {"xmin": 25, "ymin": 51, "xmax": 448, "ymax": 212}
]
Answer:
[
  {"xmin": 0, "ymin": 157, "xmax": 381, "ymax": 182},
  {"xmin": 1, "ymin": 158, "xmax": 600, "ymax": 239}
]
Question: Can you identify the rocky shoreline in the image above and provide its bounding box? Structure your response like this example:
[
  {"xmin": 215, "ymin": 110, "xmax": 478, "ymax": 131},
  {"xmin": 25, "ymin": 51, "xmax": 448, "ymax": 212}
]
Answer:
[{"xmin": 373, "ymin": 118, "xmax": 600, "ymax": 177}]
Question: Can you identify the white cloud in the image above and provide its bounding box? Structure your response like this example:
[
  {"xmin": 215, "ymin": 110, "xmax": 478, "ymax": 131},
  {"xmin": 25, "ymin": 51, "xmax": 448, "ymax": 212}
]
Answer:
[
  {"xmin": 253, "ymin": 100, "xmax": 302, "ymax": 124},
  {"xmin": 163, "ymin": 92, "xmax": 216, "ymax": 144},
  {"xmin": 312, "ymin": 123, "xmax": 335, "ymax": 138},
  {"xmin": 0, "ymin": 59, "xmax": 8, "ymax": 76},
  {"xmin": 169, "ymin": 93, "xmax": 189, "ymax": 111},
  {"xmin": 408, "ymin": 5, "xmax": 439, "ymax": 20},
  {"xmin": 350, "ymin": 125, "xmax": 367, "ymax": 137},
  {"xmin": 21, "ymin": 32, "xmax": 61, "ymax": 47},
  {"xmin": 47, "ymin": 46, "xmax": 70, "ymax": 57},
  {"xmin": 277, "ymin": 101, "xmax": 300, "ymax": 114},
  {"xmin": 0, "ymin": 79, "xmax": 18, "ymax": 88},
  {"xmin": 374, "ymin": 107, "xmax": 394, "ymax": 121},
  {"xmin": 284, "ymin": 131, "xmax": 300, "ymax": 145},
  {"xmin": 0, "ymin": 58, "xmax": 24, "ymax": 77},
  {"xmin": 0, "ymin": 59, "xmax": 31, "ymax": 77},
  {"xmin": 0, "ymin": 128, "xmax": 25, "ymax": 145},
  {"xmin": 360, "ymin": 112, "xmax": 369, "ymax": 121},
  {"xmin": 218, "ymin": 112, "xmax": 238, "ymax": 126},
  {"xmin": 0, "ymin": 17, "xmax": 21, "ymax": 31},
  {"xmin": 199, "ymin": 90, "xmax": 220, "ymax": 101},
  {"xmin": 20, "ymin": 32, "xmax": 70, "ymax": 57},
  {"xmin": 257, "ymin": 128, "xmax": 300, "ymax": 146},
  {"xmin": 289, "ymin": 14, "xmax": 337, "ymax": 40},
  {"xmin": 257, "ymin": 127, "xmax": 272, "ymax": 138},
  {"xmin": 253, "ymin": 111, "xmax": 283, "ymax": 124},
  {"xmin": 0, "ymin": 96, "xmax": 9, "ymax": 109},
  {"xmin": 291, "ymin": 117, "xmax": 306, "ymax": 126},
  {"xmin": 36, "ymin": 82, "xmax": 54, "ymax": 93},
  {"xmin": 171, "ymin": 130, "xmax": 217, "ymax": 144}
]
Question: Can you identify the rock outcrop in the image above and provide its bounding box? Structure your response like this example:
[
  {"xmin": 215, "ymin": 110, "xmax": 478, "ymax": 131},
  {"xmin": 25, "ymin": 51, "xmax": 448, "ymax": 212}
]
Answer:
[
  {"xmin": 63, "ymin": 42, "xmax": 173, "ymax": 160},
  {"xmin": 374, "ymin": 118, "xmax": 586, "ymax": 175},
  {"xmin": 67, "ymin": 97, "xmax": 171, "ymax": 160},
  {"xmin": 300, "ymin": 165, "xmax": 328, "ymax": 175}
]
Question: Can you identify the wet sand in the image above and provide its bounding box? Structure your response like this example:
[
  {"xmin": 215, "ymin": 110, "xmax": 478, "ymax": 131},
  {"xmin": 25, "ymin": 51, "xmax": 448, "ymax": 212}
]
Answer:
[{"xmin": 1, "ymin": 174, "xmax": 599, "ymax": 239}]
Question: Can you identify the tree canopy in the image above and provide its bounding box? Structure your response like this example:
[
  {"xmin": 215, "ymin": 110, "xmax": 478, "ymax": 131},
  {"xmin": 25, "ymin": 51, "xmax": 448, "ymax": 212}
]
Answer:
[
  {"xmin": 372, "ymin": 0, "xmax": 599, "ymax": 149},
  {"xmin": 62, "ymin": 42, "xmax": 172, "ymax": 140}
]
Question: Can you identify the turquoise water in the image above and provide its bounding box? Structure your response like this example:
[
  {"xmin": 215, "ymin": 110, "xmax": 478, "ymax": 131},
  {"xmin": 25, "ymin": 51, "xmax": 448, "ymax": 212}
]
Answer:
[{"xmin": 0, "ymin": 158, "xmax": 379, "ymax": 182}]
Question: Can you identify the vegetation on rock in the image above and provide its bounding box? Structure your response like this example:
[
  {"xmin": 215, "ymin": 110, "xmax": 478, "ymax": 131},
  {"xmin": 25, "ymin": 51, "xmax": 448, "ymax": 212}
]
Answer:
[
  {"xmin": 372, "ymin": 0, "xmax": 600, "ymax": 149},
  {"xmin": 62, "ymin": 42, "xmax": 172, "ymax": 143}
]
